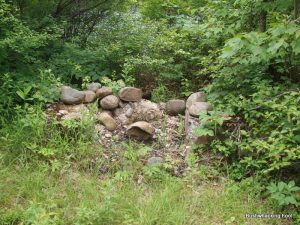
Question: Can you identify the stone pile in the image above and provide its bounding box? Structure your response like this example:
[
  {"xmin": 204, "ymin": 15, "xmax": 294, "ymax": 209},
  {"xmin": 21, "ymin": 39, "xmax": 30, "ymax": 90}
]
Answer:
[
  {"xmin": 57, "ymin": 84, "xmax": 160, "ymax": 141},
  {"xmin": 51, "ymin": 83, "xmax": 214, "ymax": 144},
  {"xmin": 46, "ymin": 85, "xmax": 216, "ymax": 175}
]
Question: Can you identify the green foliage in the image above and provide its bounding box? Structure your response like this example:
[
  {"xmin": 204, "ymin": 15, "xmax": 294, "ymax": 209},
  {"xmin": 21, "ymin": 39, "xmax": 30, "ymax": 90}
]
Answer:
[
  {"xmin": 50, "ymin": 43, "xmax": 107, "ymax": 83},
  {"xmin": 152, "ymin": 84, "xmax": 176, "ymax": 102},
  {"xmin": 0, "ymin": 103, "xmax": 98, "ymax": 163},
  {"xmin": 204, "ymin": 22, "xmax": 300, "ymax": 177},
  {"xmin": 0, "ymin": 70, "xmax": 61, "ymax": 123},
  {"xmin": 0, "ymin": 1, "xmax": 61, "ymax": 119},
  {"xmin": 180, "ymin": 78, "xmax": 193, "ymax": 97},
  {"xmin": 86, "ymin": 12, "xmax": 159, "ymax": 83},
  {"xmin": 195, "ymin": 111, "xmax": 231, "ymax": 138},
  {"xmin": 200, "ymin": 5, "xmax": 300, "ymax": 178},
  {"xmin": 1, "ymin": 0, "xmax": 300, "ymax": 221},
  {"xmin": 220, "ymin": 21, "xmax": 300, "ymax": 72},
  {"xmin": 267, "ymin": 181, "xmax": 300, "ymax": 207},
  {"xmin": 100, "ymin": 76, "xmax": 126, "ymax": 95},
  {"xmin": 140, "ymin": 0, "xmax": 206, "ymax": 20},
  {"xmin": 0, "ymin": 160, "xmax": 286, "ymax": 225},
  {"xmin": 24, "ymin": 202, "xmax": 59, "ymax": 225}
]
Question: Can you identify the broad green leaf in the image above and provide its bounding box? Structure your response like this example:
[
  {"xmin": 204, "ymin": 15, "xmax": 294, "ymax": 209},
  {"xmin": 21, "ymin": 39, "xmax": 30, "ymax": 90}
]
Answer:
[
  {"xmin": 292, "ymin": 38, "xmax": 300, "ymax": 54},
  {"xmin": 16, "ymin": 91, "xmax": 26, "ymax": 100},
  {"xmin": 284, "ymin": 196, "xmax": 297, "ymax": 205},
  {"xmin": 278, "ymin": 182, "xmax": 285, "ymax": 192}
]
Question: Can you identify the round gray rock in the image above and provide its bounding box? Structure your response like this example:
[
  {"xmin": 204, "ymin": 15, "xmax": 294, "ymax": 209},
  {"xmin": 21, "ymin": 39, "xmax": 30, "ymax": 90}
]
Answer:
[
  {"xmin": 127, "ymin": 121, "xmax": 155, "ymax": 140},
  {"xmin": 166, "ymin": 99, "xmax": 186, "ymax": 116},
  {"xmin": 87, "ymin": 83, "xmax": 101, "ymax": 92},
  {"xmin": 186, "ymin": 92, "xmax": 207, "ymax": 109},
  {"xmin": 119, "ymin": 87, "xmax": 143, "ymax": 102},
  {"xmin": 60, "ymin": 86, "xmax": 85, "ymax": 105},
  {"xmin": 100, "ymin": 95, "xmax": 119, "ymax": 110},
  {"xmin": 188, "ymin": 102, "xmax": 213, "ymax": 117},
  {"xmin": 96, "ymin": 87, "xmax": 113, "ymax": 99}
]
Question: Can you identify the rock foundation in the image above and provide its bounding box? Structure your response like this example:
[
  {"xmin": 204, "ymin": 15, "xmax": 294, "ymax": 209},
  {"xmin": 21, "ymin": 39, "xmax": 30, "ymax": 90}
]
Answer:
[{"xmin": 46, "ymin": 86, "xmax": 217, "ymax": 176}]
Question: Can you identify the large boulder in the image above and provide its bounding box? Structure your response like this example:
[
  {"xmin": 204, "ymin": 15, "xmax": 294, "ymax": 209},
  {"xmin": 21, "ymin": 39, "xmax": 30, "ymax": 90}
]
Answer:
[
  {"xmin": 97, "ymin": 112, "xmax": 117, "ymax": 131},
  {"xmin": 127, "ymin": 121, "xmax": 155, "ymax": 140},
  {"xmin": 186, "ymin": 92, "xmax": 207, "ymax": 109},
  {"xmin": 87, "ymin": 83, "xmax": 101, "ymax": 92},
  {"xmin": 100, "ymin": 95, "xmax": 119, "ymax": 110},
  {"xmin": 119, "ymin": 87, "xmax": 143, "ymax": 102},
  {"xmin": 60, "ymin": 86, "xmax": 85, "ymax": 105},
  {"xmin": 166, "ymin": 99, "xmax": 186, "ymax": 116},
  {"xmin": 96, "ymin": 87, "xmax": 113, "ymax": 99},
  {"xmin": 83, "ymin": 90, "xmax": 97, "ymax": 103},
  {"xmin": 188, "ymin": 102, "xmax": 213, "ymax": 117},
  {"xmin": 131, "ymin": 100, "xmax": 162, "ymax": 122},
  {"xmin": 114, "ymin": 100, "xmax": 162, "ymax": 125}
]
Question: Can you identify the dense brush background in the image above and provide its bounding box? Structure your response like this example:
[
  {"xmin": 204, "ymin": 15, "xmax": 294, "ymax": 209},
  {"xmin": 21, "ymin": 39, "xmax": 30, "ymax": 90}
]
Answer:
[{"xmin": 0, "ymin": 0, "xmax": 299, "ymax": 224}]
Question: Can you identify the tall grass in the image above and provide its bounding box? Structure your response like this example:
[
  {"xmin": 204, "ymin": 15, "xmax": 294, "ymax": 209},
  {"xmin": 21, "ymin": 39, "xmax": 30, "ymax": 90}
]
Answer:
[
  {"xmin": 0, "ymin": 161, "xmax": 289, "ymax": 225},
  {"xmin": 0, "ymin": 105, "xmax": 296, "ymax": 225}
]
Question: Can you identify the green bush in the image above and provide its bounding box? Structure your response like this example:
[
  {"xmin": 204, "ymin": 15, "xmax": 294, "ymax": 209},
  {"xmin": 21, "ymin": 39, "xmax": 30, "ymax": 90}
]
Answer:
[
  {"xmin": 201, "ymin": 20, "xmax": 300, "ymax": 178},
  {"xmin": 267, "ymin": 181, "xmax": 300, "ymax": 207}
]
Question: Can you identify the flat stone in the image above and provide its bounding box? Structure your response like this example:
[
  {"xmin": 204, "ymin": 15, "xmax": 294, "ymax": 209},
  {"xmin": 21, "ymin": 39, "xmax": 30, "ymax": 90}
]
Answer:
[
  {"xmin": 147, "ymin": 156, "xmax": 164, "ymax": 165},
  {"xmin": 127, "ymin": 121, "xmax": 155, "ymax": 140},
  {"xmin": 96, "ymin": 87, "xmax": 113, "ymax": 99}
]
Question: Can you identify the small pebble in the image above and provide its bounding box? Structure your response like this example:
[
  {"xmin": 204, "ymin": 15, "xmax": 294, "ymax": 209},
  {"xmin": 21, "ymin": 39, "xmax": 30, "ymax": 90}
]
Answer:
[{"xmin": 105, "ymin": 133, "xmax": 112, "ymax": 138}]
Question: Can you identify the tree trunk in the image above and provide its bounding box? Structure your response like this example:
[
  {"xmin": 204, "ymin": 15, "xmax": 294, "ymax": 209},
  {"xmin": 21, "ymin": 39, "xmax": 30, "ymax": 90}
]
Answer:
[
  {"xmin": 258, "ymin": 0, "xmax": 268, "ymax": 32},
  {"xmin": 16, "ymin": 0, "xmax": 25, "ymax": 15},
  {"xmin": 295, "ymin": 0, "xmax": 300, "ymax": 20},
  {"xmin": 259, "ymin": 10, "xmax": 267, "ymax": 32}
]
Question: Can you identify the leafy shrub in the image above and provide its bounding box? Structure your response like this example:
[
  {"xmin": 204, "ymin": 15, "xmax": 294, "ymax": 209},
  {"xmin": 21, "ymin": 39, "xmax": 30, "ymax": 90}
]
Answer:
[
  {"xmin": 50, "ymin": 43, "xmax": 107, "ymax": 84},
  {"xmin": 100, "ymin": 76, "xmax": 126, "ymax": 95},
  {"xmin": 195, "ymin": 111, "xmax": 231, "ymax": 138},
  {"xmin": 0, "ymin": 70, "xmax": 61, "ymax": 123},
  {"xmin": 267, "ymin": 181, "xmax": 300, "ymax": 207},
  {"xmin": 0, "ymin": 1, "xmax": 61, "ymax": 120},
  {"xmin": 202, "ymin": 19, "xmax": 300, "ymax": 178},
  {"xmin": 152, "ymin": 84, "xmax": 176, "ymax": 102}
]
